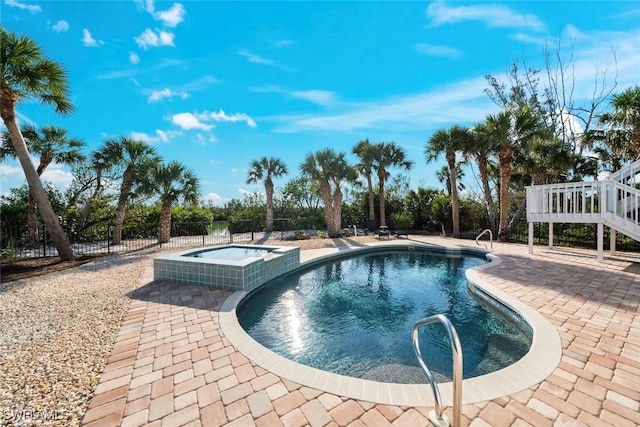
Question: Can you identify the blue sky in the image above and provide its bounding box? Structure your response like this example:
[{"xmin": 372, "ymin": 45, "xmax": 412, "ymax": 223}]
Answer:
[{"xmin": 2, "ymin": 1, "xmax": 639, "ymax": 206}]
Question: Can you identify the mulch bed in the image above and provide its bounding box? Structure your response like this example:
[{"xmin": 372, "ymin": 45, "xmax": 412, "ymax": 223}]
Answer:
[{"xmin": 1, "ymin": 254, "xmax": 109, "ymax": 283}]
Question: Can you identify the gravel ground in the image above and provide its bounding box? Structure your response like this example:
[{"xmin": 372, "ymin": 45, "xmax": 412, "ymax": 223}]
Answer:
[
  {"xmin": 0, "ymin": 235, "xmax": 386, "ymax": 426},
  {"xmin": 0, "ymin": 252, "xmax": 152, "ymax": 426}
]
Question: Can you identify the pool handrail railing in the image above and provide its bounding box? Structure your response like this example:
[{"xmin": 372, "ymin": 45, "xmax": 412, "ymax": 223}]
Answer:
[{"xmin": 412, "ymin": 314, "xmax": 462, "ymax": 427}]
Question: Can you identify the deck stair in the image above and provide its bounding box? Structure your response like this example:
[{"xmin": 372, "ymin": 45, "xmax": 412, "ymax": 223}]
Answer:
[{"xmin": 526, "ymin": 160, "xmax": 640, "ymax": 261}]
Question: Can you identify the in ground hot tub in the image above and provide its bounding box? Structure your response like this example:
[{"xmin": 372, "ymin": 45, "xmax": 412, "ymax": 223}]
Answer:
[{"xmin": 153, "ymin": 244, "xmax": 300, "ymax": 291}]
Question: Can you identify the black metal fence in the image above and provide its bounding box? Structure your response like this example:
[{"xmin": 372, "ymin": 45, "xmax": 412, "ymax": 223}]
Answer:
[
  {"xmin": 0, "ymin": 220, "xmax": 268, "ymax": 260},
  {"xmin": 467, "ymin": 219, "xmax": 640, "ymax": 252},
  {"xmin": 2, "ymin": 216, "xmax": 639, "ymax": 261}
]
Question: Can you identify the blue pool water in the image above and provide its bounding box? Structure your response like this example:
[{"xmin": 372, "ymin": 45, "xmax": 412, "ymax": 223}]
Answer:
[
  {"xmin": 238, "ymin": 249, "xmax": 532, "ymax": 383},
  {"xmin": 187, "ymin": 246, "xmax": 273, "ymax": 261}
]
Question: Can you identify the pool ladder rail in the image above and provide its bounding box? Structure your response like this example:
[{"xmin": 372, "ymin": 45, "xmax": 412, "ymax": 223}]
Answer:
[
  {"xmin": 475, "ymin": 229, "xmax": 493, "ymax": 250},
  {"xmin": 412, "ymin": 314, "xmax": 462, "ymax": 427}
]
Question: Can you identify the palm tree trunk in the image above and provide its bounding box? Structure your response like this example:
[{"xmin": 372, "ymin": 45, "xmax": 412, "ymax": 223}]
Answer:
[
  {"xmin": 158, "ymin": 201, "xmax": 172, "ymax": 243},
  {"xmin": 477, "ymin": 158, "xmax": 497, "ymax": 233},
  {"xmin": 448, "ymin": 154, "xmax": 460, "ymax": 238},
  {"xmin": 498, "ymin": 147, "xmax": 513, "ymax": 241},
  {"xmin": 1, "ymin": 118, "xmax": 75, "ymax": 260},
  {"xmin": 266, "ymin": 180, "xmax": 274, "ymax": 232},
  {"xmin": 378, "ymin": 173, "xmax": 386, "ymax": 227},
  {"xmin": 366, "ymin": 174, "xmax": 375, "ymax": 221},
  {"xmin": 320, "ymin": 183, "xmax": 339, "ymax": 237},
  {"xmin": 27, "ymin": 157, "xmax": 53, "ymax": 245},
  {"xmin": 329, "ymin": 188, "xmax": 343, "ymax": 238},
  {"xmin": 113, "ymin": 169, "xmax": 133, "ymax": 245}
]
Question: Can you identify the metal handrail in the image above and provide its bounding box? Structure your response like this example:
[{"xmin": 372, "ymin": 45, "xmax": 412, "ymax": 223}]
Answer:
[
  {"xmin": 412, "ymin": 314, "xmax": 463, "ymax": 427},
  {"xmin": 475, "ymin": 229, "xmax": 493, "ymax": 250}
]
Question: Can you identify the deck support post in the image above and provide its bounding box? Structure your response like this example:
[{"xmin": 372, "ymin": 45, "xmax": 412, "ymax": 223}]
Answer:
[
  {"xmin": 548, "ymin": 222, "xmax": 554, "ymax": 248},
  {"xmin": 610, "ymin": 228, "xmax": 616, "ymax": 255},
  {"xmin": 528, "ymin": 221, "xmax": 534, "ymax": 255},
  {"xmin": 597, "ymin": 222, "xmax": 604, "ymax": 262}
]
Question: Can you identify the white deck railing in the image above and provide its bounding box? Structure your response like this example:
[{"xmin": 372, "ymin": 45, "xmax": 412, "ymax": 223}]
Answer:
[
  {"xmin": 526, "ymin": 180, "xmax": 640, "ymax": 241},
  {"xmin": 608, "ymin": 159, "xmax": 640, "ymax": 186}
]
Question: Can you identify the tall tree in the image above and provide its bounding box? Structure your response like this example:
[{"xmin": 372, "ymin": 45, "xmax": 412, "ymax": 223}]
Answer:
[
  {"xmin": 352, "ymin": 139, "xmax": 376, "ymax": 223},
  {"xmin": 1, "ymin": 124, "xmax": 85, "ymax": 244},
  {"xmin": 597, "ymin": 85, "xmax": 640, "ymax": 160},
  {"xmin": 373, "ymin": 142, "xmax": 413, "ymax": 227},
  {"xmin": 425, "ymin": 126, "xmax": 470, "ymax": 238},
  {"xmin": 142, "ymin": 160, "xmax": 200, "ymax": 243},
  {"xmin": 482, "ymin": 108, "xmax": 543, "ymax": 240},
  {"xmin": 300, "ymin": 148, "xmax": 357, "ymax": 237},
  {"xmin": 468, "ymin": 122, "xmax": 499, "ymax": 233},
  {"xmin": 0, "ymin": 27, "xmax": 74, "ymax": 260},
  {"xmin": 94, "ymin": 136, "xmax": 159, "ymax": 244},
  {"xmin": 246, "ymin": 156, "xmax": 288, "ymax": 232},
  {"xmin": 0, "ymin": 28, "xmax": 75, "ymax": 260}
]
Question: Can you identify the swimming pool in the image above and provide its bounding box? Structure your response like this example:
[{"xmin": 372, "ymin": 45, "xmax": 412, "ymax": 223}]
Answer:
[
  {"xmin": 237, "ymin": 248, "xmax": 532, "ymax": 383},
  {"xmin": 153, "ymin": 244, "xmax": 300, "ymax": 291},
  {"xmin": 188, "ymin": 245, "xmax": 274, "ymax": 261}
]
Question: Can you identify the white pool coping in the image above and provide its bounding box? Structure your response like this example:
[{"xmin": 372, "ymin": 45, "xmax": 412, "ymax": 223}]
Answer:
[{"xmin": 218, "ymin": 242, "xmax": 562, "ymax": 406}]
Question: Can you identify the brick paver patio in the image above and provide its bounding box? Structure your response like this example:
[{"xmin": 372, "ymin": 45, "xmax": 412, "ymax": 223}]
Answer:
[{"xmin": 82, "ymin": 238, "xmax": 640, "ymax": 426}]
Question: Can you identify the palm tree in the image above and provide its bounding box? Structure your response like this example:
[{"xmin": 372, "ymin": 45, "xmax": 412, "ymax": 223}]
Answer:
[
  {"xmin": 352, "ymin": 139, "xmax": 377, "ymax": 224},
  {"xmin": 373, "ymin": 142, "xmax": 413, "ymax": 228},
  {"xmin": 246, "ymin": 156, "xmax": 288, "ymax": 232},
  {"xmin": 0, "ymin": 28, "xmax": 75, "ymax": 259},
  {"xmin": 94, "ymin": 136, "xmax": 159, "ymax": 244},
  {"xmin": 142, "ymin": 161, "xmax": 200, "ymax": 243},
  {"xmin": 435, "ymin": 164, "xmax": 465, "ymax": 197},
  {"xmin": 300, "ymin": 148, "xmax": 357, "ymax": 237},
  {"xmin": 483, "ymin": 108, "xmax": 543, "ymax": 240},
  {"xmin": 598, "ymin": 85, "xmax": 640, "ymax": 160},
  {"xmin": 1, "ymin": 124, "xmax": 85, "ymax": 245},
  {"xmin": 425, "ymin": 126, "xmax": 470, "ymax": 238},
  {"xmin": 469, "ymin": 122, "xmax": 499, "ymax": 233}
]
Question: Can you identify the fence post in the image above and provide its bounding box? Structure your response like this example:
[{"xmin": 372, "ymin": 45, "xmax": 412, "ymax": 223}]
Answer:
[
  {"xmin": 107, "ymin": 224, "xmax": 111, "ymax": 254},
  {"xmin": 42, "ymin": 223, "xmax": 46, "ymax": 257}
]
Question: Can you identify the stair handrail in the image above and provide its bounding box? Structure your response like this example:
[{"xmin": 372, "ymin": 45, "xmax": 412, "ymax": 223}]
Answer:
[
  {"xmin": 475, "ymin": 229, "xmax": 493, "ymax": 250},
  {"xmin": 608, "ymin": 159, "xmax": 640, "ymax": 185},
  {"xmin": 412, "ymin": 314, "xmax": 463, "ymax": 427}
]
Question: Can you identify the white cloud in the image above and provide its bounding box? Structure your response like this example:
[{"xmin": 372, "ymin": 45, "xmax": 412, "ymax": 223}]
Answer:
[
  {"xmin": 129, "ymin": 52, "xmax": 140, "ymax": 64},
  {"xmin": 148, "ymin": 88, "xmax": 189, "ymax": 103},
  {"xmin": 250, "ymin": 85, "xmax": 338, "ymax": 107},
  {"xmin": 414, "ymin": 43, "xmax": 462, "ymax": 59},
  {"xmin": 209, "ymin": 109, "xmax": 257, "ymax": 127},
  {"xmin": 0, "ymin": 159, "xmax": 73, "ymax": 187},
  {"xmin": 289, "ymin": 90, "xmax": 338, "ymax": 107},
  {"xmin": 0, "ymin": 164, "xmax": 24, "ymax": 182},
  {"xmin": 171, "ymin": 112, "xmax": 213, "ymax": 131},
  {"xmin": 202, "ymin": 192, "xmax": 225, "ymax": 206},
  {"xmin": 230, "ymin": 168, "xmax": 239, "ymax": 173},
  {"xmin": 52, "ymin": 20, "xmax": 69, "ymax": 33},
  {"xmin": 273, "ymin": 39, "xmax": 293, "ymax": 47},
  {"xmin": 272, "ymin": 76, "xmax": 495, "ymax": 134},
  {"xmin": 130, "ymin": 129, "xmax": 182, "ymax": 144},
  {"xmin": 563, "ymin": 24, "xmax": 587, "ymax": 41},
  {"xmin": 154, "ymin": 3, "xmax": 185, "ymax": 27},
  {"xmin": 138, "ymin": 0, "xmax": 186, "ymax": 27},
  {"xmin": 5, "ymin": 0, "xmax": 41, "ymax": 13},
  {"xmin": 427, "ymin": 1, "xmax": 545, "ymax": 32},
  {"xmin": 510, "ymin": 33, "xmax": 547, "ymax": 45},
  {"xmin": 97, "ymin": 59, "xmax": 183, "ymax": 80},
  {"xmin": 238, "ymin": 188, "xmax": 254, "ymax": 196},
  {"xmin": 238, "ymin": 49, "xmax": 275, "ymax": 65},
  {"xmin": 135, "ymin": 28, "xmax": 175, "ymax": 50},
  {"xmin": 41, "ymin": 165, "xmax": 74, "ymax": 187},
  {"xmin": 82, "ymin": 29, "xmax": 102, "ymax": 47}
]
